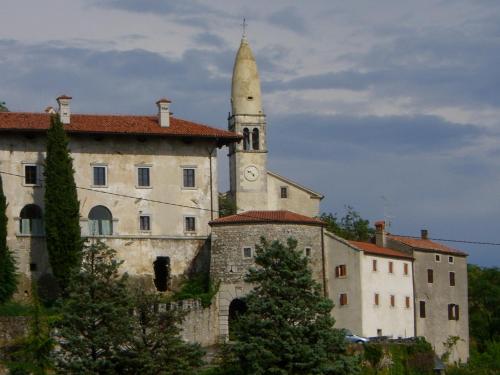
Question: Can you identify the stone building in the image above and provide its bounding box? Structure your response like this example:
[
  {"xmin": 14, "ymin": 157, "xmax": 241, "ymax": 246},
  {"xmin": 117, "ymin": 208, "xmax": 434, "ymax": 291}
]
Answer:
[
  {"xmin": 209, "ymin": 210, "xmax": 326, "ymax": 339},
  {"xmin": 325, "ymin": 230, "xmax": 415, "ymax": 340},
  {"xmin": 0, "ymin": 97, "xmax": 239, "ymax": 295},
  {"xmin": 385, "ymin": 225, "xmax": 469, "ymax": 362}
]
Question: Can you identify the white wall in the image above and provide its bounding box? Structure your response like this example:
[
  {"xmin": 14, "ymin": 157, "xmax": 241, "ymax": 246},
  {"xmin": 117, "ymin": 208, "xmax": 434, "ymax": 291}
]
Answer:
[{"xmin": 360, "ymin": 254, "xmax": 414, "ymax": 338}]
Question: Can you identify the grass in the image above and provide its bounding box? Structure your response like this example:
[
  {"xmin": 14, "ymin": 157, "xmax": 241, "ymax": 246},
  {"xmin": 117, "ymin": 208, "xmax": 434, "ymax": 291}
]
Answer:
[{"xmin": 0, "ymin": 301, "xmax": 33, "ymax": 317}]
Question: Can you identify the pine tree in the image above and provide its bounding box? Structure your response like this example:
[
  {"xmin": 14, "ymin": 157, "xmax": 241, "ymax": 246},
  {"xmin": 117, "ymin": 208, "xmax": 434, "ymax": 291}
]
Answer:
[
  {"xmin": 231, "ymin": 238, "xmax": 359, "ymax": 375},
  {"xmin": 0, "ymin": 175, "xmax": 17, "ymax": 304},
  {"xmin": 44, "ymin": 114, "xmax": 82, "ymax": 292},
  {"xmin": 54, "ymin": 241, "xmax": 132, "ymax": 374},
  {"xmin": 123, "ymin": 284, "xmax": 204, "ymax": 374}
]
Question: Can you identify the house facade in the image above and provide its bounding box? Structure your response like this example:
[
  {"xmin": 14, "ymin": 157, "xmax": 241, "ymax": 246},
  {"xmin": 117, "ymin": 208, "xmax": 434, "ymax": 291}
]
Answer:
[
  {"xmin": 325, "ymin": 231, "xmax": 415, "ymax": 340},
  {"xmin": 0, "ymin": 98, "xmax": 239, "ymax": 295}
]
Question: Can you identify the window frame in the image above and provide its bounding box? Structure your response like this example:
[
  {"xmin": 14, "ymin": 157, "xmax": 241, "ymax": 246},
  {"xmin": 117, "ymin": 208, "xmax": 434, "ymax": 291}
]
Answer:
[
  {"xmin": 182, "ymin": 167, "xmax": 196, "ymax": 189},
  {"xmin": 427, "ymin": 269, "xmax": 434, "ymax": 284},
  {"xmin": 335, "ymin": 264, "xmax": 347, "ymax": 278},
  {"xmin": 448, "ymin": 304, "xmax": 459, "ymax": 320},
  {"xmin": 419, "ymin": 300, "xmax": 426, "ymax": 318},
  {"xmin": 139, "ymin": 214, "xmax": 152, "ymax": 232},
  {"xmin": 23, "ymin": 163, "xmax": 41, "ymax": 186},
  {"xmin": 435, "ymin": 254, "xmax": 441, "ymax": 262},
  {"xmin": 280, "ymin": 186, "xmax": 288, "ymax": 199},
  {"xmin": 448, "ymin": 256, "xmax": 454, "ymax": 264},
  {"xmin": 136, "ymin": 165, "xmax": 152, "ymax": 188},
  {"xmin": 242, "ymin": 246, "xmax": 253, "ymax": 258},
  {"xmin": 184, "ymin": 216, "xmax": 196, "ymax": 233},
  {"xmin": 449, "ymin": 271, "xmax": 456, "ymax": 286},
  {"xmin": 91, "ymin": 164, "xmax": 108, "ymax": 187}
]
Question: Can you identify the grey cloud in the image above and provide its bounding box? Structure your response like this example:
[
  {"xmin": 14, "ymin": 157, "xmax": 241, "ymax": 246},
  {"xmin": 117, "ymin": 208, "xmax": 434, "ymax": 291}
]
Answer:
[
  {"xmin": 193, "ymin": 33, "xmax": 226, "ymax": 48},
  {"xmin": 268, "ymin": 6, "xmax": 307, "ymax": 33}
]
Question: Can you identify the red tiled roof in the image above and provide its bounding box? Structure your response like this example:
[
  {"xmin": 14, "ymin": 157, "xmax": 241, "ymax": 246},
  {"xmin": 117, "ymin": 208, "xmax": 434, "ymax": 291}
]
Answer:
[
  {"xmin": 349, "ymin": 240, "xmax": 414, "ymax": 260},
  {"xmin": 0, "ymin": 112, "xmax": 240, "ymax": 144},
  {"xmin": 210, "ymin": 210, "xmax": 325, "ymax": 226},
  {"xmin": 388, "ymin": 235, "xmax": 467, "ymax": 256}
]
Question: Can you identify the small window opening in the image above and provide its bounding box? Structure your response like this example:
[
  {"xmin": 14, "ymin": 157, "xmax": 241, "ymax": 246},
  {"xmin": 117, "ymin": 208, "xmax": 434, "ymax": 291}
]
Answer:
[
  {"xmin": 449, "ymin": 271, "xmax": 455, "ymax": 286},
  {"xmin": 140, "ymin": 215, "xmax": 151, "ymax": 231},
  {"xmin": 280, "ymin": 186, "xmax": 288, "ymax": 199},
  {"xmin": 252, "ymin": 128, "xmax": 259, "ymax": 150},
  {"xmin": 427, "ymin": 269, "xmax": 434, "ymax": 283},
  {"xmin": 243, "ymin": 247, "xmax": 252, "ymax": 258},
  {"xmin": 419, "ymin": 301, "xmax": 426, "ymax": 318},
  {"xmin": 247, "ymin": 96, "xmax": 254, "ymax": 100},
  {"xmin": 405, "ymin": 296, "xmax": 411, "ymax": 309},
  {"xmin": 185, "ymin": 216, "xmax": 196, "ymax": 232},
  {"xmin": 372, "ymin": 259, "xmax": 377, "ymax": 272},
  {"xmin": 243, "ymin": 128, "xmax": 250, "ymax": 151},
  {"xmin": 389, "ymin": 261, "xmax": 394, "ymax": 273},
  {"xmin": 374, "ymin": 293, "xmax": 379, "ymax": 306},
  {"xmin": 335, "ymin": 264, "xmax": 347, "ymax": 277},
  {"xmin": 153, "ymin": 256, "xmax": 170, "ymax": 292},
  {"xmin": 448, "ymin": 256, "xmax": 454, "ymax": 264},
  {"xmin": 20, "ymin": 204, "xmax": 44, "ymax": 235},
  {"xmin": 390, "ymin": 295, "xmax": 395, "ymax": 307},
  {"xmin": 339, "ymin": 293, "xmax": 348, "ymax": 306},
  {"xmin": 24, "ymin": 165, "xmax": 39, "ymax": 185},
  {"xmin": 435, "ymin": 254, "xmax": 441, "ymax": 262},
  {"xmin": 30, "ymin": 263, "xmax": 37, "ymax": 271},
  {"xmin": 377, "ymin": 329, "xmax": 383, "ymax": 337},
  {"xmin": 305, "ymin": 247, "xmax": 312, "ymax": 257}
]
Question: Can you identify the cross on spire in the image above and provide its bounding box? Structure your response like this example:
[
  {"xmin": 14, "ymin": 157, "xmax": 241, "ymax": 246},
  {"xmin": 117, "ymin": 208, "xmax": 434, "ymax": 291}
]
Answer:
[{"xmin": 241, "ymin": 18, "xmax": 247, "ymax": 39}]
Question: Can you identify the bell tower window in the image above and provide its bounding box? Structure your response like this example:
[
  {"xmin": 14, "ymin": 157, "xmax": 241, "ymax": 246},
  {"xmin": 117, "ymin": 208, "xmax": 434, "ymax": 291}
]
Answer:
[
  {"xmin": 252, "ymin": 128, "xmax": 259, "ymax": 150},
  {"xmin": 243, "ymin": 128, "xmax": 250, "ymax": 150}
]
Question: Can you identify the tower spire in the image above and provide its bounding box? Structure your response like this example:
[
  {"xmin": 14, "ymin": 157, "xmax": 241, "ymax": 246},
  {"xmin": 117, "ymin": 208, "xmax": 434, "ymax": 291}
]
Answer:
[{"xmin": 241, "ymin": 18, "xmax": 247, "ymax": 40}]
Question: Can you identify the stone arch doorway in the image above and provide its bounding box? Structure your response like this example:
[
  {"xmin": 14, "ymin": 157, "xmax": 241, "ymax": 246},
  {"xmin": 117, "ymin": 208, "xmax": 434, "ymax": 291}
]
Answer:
[{"xmin": 228, "ymin": 298, "xmax": 247, "ymax": 339}]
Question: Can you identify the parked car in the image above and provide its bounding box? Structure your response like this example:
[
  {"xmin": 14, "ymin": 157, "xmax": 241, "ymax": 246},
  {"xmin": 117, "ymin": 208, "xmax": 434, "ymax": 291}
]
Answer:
[{"xmin": 344, "ymin": 329, "xmax": 369, "ymax": 344}]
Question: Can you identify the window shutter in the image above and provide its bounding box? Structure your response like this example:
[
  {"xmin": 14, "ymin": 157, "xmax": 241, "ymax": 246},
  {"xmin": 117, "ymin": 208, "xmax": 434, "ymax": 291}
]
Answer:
[
  {"xmin": 455, "ymin": 305, "xmax": 459, "ymax": 320},
  {"xmin": 335, "ymin": 266, "xmax": 339, "ymax": 278},
  {"xmin": 450, "ymin": 272, "xmax": 455, "ymax": 286},
  {"xmin": 448, "ymin": 304, "xmax": 453, "ymax": 320}
]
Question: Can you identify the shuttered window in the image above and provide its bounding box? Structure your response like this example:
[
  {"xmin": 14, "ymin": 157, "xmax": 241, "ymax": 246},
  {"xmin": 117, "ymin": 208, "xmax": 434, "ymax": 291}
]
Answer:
[
  {"xmin": 419, "ymin": 301, "xmax": 426, "ymax": 318},
  {"xmin": 427, "ymin": 269, "xmax": 434, "ymax": 283},
  {"xmin": 339, "ymin": 293, "xmax": 348, "ymax": 306},
  {"xmin": 450, "ymin": 272, "xmax": 455, "ymax": 286}
]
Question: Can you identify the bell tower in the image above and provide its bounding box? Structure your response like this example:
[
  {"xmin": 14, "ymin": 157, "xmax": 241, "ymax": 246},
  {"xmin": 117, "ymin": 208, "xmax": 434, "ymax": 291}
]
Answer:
[{"xmin": 228, "ymin": 34, "xmax": 268, "ymax": 211}]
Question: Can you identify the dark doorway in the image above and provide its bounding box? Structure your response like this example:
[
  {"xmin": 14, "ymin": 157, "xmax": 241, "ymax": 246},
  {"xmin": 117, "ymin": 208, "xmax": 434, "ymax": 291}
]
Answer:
[
  {"xmin": 153, "ymin": 256, "xmax": 170, "ymax": 292},
  {"xmin": 228, "ymin": 298, "xmax": 247, "ymax": 339}
]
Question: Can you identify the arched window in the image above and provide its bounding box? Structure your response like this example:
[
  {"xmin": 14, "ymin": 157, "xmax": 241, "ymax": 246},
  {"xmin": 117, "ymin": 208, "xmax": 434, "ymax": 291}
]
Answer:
[
  {"xmin": 88, "ymin": 205, "xmax": 113, "ymax": 235},
  {"xmin": 252, "ymin": 128, "xmax": 259, "ymax": 150},
  {"xmin": 243, "ymin": 128, "xmax": 250, "ymax": 151},
  {"xmin": 19, "ymin": 204, "xmax": 43, "ymax": 235}
]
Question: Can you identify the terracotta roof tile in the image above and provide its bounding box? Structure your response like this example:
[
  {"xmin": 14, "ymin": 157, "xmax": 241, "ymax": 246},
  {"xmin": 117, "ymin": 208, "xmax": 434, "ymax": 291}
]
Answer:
[
  {"xmin": 388, "ymin": 235, "xmax": 467, "ymax": 256},
  {"xmin": 210, "ymin": 210, "xmax": 325, "ymax": 226},
  {"xmin": 349, "ymin": 240, "xmax": 414, "ymax": 260},
  {"xmin": 0, "ymin": 112, "xmax": 240, "ymax": 144}
]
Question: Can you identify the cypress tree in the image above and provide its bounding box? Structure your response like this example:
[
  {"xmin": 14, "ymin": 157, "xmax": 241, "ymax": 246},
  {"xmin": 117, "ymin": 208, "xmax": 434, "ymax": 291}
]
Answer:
[
  {"xmin": 232, "ymin": 238, "xmax": 359, "ymax": 375},
  {"xmin": 0, "ymin": 175, "xmax": 17, "ymax": 304},
  {"xmin": 44, "ymin": 114, "xmax": 82, "ymax": 291}
]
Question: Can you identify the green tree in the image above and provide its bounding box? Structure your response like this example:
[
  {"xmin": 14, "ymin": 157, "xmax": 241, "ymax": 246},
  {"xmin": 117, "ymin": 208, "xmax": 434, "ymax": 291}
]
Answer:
[
  {"xmin": 6, "ymin": 284, "xmax": 54, "ymax": 374},
  {"xmin": 54, "ymin": 241, "xmax": 132, "ymax": 374},
  {"xmin": 231, "ymin": 237, "xmax": 359, "ymax": 375},
  {"xmin": 44, "ymin": 114, "xmax": 82, "ymax": 292},
  {"xmin": 218, "ymin": 192, "xmax": 237, "ymax": 217},
  {"xmin": 321, "ymin": 206, "xmax": 374, "ymax": 242},
  {"xmin": 0, "ymin": 175, "xmax": 17, "ymax": 304},
  {"xmin": 0, "ymin": 101, "xmax": 8, "ymax": 112},
  {"xmin": 468, "ymin": 264, "xmax": 500, "ymax": 351},
  {"xmin": 123, "ymin": 285, "xmax": 204, "ymax": 374}
]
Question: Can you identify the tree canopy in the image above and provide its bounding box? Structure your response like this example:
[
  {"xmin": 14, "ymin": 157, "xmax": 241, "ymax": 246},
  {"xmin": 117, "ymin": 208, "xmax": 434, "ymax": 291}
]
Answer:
[
  {"xmin": 44, "ymin": 114, "xmax": 82, "ymax": 292},
  {"xmin": 0, "ymin": 101, "xmax": 8, "ymax": 112},
  {"xmin": 321, "ymin": 206, "xmax": 374, "ymax": 242},
  {"xmin": 0, "ymin": 175, "xmax": 17, "ymax": 303},
  {"xmin": 231, "ymin": 237, "xmax": 359, "ymax": 374}
]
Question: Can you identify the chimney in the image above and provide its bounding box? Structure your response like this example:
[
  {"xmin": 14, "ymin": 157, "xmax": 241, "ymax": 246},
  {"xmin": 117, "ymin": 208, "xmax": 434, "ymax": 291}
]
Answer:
[
  {"xmin": 56, "ymin": 95, "xmax": 72, "ymax": 124},
  {"xmin": 421, "ymin": 229, "xmax": 428, "ymax": 240},
  {"xmin": 156, "ymin": 98, "xmax": 171, "ymax": 128},
  {"xmin": 375, "ymin": 220, "xmax": 386, "ymax": 248}
]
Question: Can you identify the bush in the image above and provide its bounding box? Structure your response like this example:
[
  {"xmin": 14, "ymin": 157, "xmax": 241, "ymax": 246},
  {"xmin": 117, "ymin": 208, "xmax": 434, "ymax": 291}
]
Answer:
[{"xmin": 172, "ymin": 272, "xmax": 219, "ymax": 308}]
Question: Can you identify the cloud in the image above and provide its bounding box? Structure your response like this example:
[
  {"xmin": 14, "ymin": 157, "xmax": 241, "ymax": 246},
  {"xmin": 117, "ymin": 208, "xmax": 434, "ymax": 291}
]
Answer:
[
  {"xmin": 268, "ymin": 6, "xmax": 307, "ymax": 33},
  {"xmin": 193, "ymin": 33, "xmax": 226, "ymax": 48}
]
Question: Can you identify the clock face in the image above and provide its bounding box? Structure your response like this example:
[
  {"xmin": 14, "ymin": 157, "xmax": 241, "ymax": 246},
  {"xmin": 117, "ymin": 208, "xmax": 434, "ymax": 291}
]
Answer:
[{"xmin": 244, "ymin": 165, "xmax": 259, "ymax": 181}]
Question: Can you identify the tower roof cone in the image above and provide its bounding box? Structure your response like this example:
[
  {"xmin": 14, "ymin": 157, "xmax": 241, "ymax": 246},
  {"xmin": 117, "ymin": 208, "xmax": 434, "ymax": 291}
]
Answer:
[{"xmin": 231, "ymin": 37, "xmax": 263, "ymax": 115}]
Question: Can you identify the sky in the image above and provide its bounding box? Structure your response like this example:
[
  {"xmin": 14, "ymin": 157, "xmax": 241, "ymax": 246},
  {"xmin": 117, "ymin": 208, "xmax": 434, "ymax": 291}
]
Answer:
[{"xmin": 0, "ymin": 0, "xmax": 499, "ymax": 266}]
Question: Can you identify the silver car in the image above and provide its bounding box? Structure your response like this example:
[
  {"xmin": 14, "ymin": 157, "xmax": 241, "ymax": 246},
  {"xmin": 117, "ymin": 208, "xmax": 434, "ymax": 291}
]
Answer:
[{"xmin": 344, "ymin": 329, "xmax": 369, "ymax": 344}]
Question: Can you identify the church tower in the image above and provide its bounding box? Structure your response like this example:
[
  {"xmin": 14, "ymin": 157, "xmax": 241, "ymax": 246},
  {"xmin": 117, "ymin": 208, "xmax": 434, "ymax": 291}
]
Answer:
[{"xmin": 228, "ymin": 35, "xmax": 268, "ymax": 211}]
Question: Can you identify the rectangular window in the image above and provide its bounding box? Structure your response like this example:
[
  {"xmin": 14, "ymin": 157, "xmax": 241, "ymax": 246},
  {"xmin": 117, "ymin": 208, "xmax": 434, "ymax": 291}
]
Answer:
[
  {"xmin": 405, "ymin": 296, "xmax": 410, "ymax": 309},
  {"xmin": 335, "ymin": 264, "xmax": 347, "ymax": 278},
  {"xmin": 372, "ymin": 259, "xmax": 377, "ymax": 272},
  {"xmin": 93, "ymin": 166, "xmax": 107, "ymax": 186},
  {"xmin": 139, "ymin": 215, "xmax": 151, "ymax": 231},
  {"xmin": 390, "ymin": 295, "xmax": 395, "ymax": 307},
  {"xmin": 184, "ymin": 216, "xmax": 196, "ymax": 232},
  {"xmin": 419, "ymin": 301, "xmax": 426, "ymax": 318},
  {"xmin": 24, "ymin": 164, "xmax": 39, "ymax": 185},
  {"xmin": 449, "ymin": 271, "xmax": 455, "ymax": 286},
  {"xmin": 448, "ymin": 256, "xmax": 454, "ymax": 264},
  {"xmin": 183, "ymin": 168, "xmax": 195, "ymax": 188},
  {"xmin": 305, "ymin": 247, "xmax": 312, "ymax": 257},
  {"xmin": 448, "ymin": 304, "xmax": 460, "ymax": 320},
  {"xmin": 389, "ymin": 261, "xmax": 394, "ymax": 274},
  {"xmin": 427, "ymin": 269, "xmax": 434, "ymax": 283},
  {"xmin": 435, "ymin": 254, "xmax": 441, "ymax": 262},
  {"xmin": 339, "ymin": 293, "xmax": 348, "ymax": 306},
  {"xmin": 137, "ymin": 167, "xmax": 151, "ymax": 187},
  {"xmin": 280, "ymin": 186, "xmax": 288, "ymax": 198},
  {"xmin": 377, "ymin": 329, "xmax": 383, "ymax": 337},
  {"xmin": 374, "ymin": 293, "xmax": 379, "ymax": 306},
  {"xmin": 243, "ymin": 247, "xmax": 252, "ymax": 258},
  {"xmin": 404, "ymin": 263, "xmax": 409, "ymax": 275}
]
